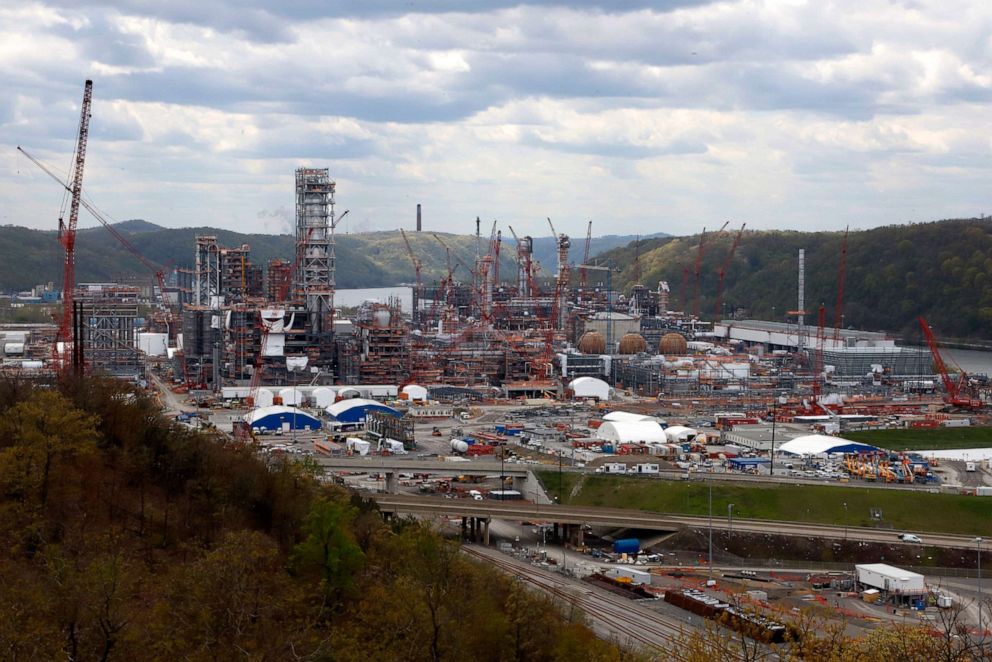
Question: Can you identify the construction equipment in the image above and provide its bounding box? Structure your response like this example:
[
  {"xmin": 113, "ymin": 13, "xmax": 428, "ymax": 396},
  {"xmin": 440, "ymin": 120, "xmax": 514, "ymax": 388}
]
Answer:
[
  {"xmin": 38, "ymin": 80, "xmax": 93, "ymax": 372},
  {"xmin": 918, "ymin": 317, "xmax": 983, "ymax": 409},
  {"xmin": 713, "ymin": 222, "xmax": 746, "ymax": 320},
  {"xmin": 693, "ymin": 221, "xmax": 728, "ymax": 319}
]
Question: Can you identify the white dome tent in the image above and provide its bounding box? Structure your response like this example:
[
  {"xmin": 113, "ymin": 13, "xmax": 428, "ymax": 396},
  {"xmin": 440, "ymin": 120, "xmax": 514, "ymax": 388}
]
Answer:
[{"xmin": 568, "ymin": 377, "xmax": 613, "ymax": 401}]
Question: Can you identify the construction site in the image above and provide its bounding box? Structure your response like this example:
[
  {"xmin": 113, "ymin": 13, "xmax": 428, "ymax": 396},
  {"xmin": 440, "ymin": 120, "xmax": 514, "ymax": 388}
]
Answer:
[{"xmin": 6, "ymin": 80, "xmax": 991, "ymax": 430}]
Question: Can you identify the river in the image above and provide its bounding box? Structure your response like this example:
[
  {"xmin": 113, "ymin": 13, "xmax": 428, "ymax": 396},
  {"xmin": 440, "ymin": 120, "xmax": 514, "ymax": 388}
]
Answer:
[
  {"xmin": 335, "ymin": 286, "xmax": 413, "ymax": 313},
  {"xmin": 939, "ymin": 348, "xmax": 992, "ymax": 376}
]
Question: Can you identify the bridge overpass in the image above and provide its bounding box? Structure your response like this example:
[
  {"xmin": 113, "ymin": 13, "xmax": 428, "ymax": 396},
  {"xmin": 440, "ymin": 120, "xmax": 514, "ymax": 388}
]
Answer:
[
  {"xmin": 315, "ymin": 457, "xmax": 534, "ymax": 493},
  {"xmin": 373, "ymin": 494, "xmax": 980, "ymax": 551}
]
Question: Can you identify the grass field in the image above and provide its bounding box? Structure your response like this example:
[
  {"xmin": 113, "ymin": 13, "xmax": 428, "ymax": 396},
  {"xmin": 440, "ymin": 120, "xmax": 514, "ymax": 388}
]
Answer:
[
  {"xmin": 841, "ymin": 426, "xmax": 992, "ymax": 451},
  {"xmin": 536, "ymin": 471, "xmax": 991, "ymax": 536}
]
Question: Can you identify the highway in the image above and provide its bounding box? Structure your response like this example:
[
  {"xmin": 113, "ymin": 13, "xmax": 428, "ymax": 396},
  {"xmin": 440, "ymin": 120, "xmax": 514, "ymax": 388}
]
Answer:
[{"xmin": 375, "ymin": 494, "xmax": 982, "ymax": 550}]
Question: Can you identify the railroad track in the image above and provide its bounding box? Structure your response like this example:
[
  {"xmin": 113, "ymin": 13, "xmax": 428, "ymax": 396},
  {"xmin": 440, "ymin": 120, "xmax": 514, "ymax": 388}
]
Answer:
[{"xmin": 462, "ymin": 545, "xmax": 747, "ymax": 660}]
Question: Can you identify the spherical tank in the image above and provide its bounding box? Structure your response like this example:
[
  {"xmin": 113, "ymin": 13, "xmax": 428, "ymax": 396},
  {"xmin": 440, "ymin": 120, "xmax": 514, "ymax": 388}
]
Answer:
[
  {"xmin": 659, "ymin": 332, "xmax": 688, "ymax": 355},
  {"xmin": 618, "ymin": 332, "xmax": 648, "ymax": 355},
  {"xmin": 373, "ymin": 309, "xmax": 392, "ymax": 328},
  {"xmin": 577, "ymin": 331, "xmax": 606, "ymax": 354}
]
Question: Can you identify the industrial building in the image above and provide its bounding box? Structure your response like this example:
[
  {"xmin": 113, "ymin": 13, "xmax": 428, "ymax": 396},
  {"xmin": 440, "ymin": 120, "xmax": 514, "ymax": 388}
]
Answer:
[{"xmin": 855, "ymin": 564, "xmax": 927, "ymax": 605}]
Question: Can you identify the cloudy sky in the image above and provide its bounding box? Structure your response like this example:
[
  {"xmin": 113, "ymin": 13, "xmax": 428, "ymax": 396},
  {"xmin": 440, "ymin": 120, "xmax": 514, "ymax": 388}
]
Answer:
[{"xmin": 2, "ymin": 1, "xmax": 990, "ymax": 238}]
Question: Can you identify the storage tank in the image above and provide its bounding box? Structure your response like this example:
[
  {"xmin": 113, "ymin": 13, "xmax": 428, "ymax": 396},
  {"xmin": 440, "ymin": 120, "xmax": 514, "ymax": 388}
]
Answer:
[
  {"xmin": 618, "ymin": 332, "xmax": 647, "ymax": 354},
  {"xmin": 659, "ymin": 332, "xmax": 688, "ymax": 355},
  {"xmin": 373, "ymin": 309, "xmax": 392, "ymax": 328},
  {"xmin": 450, "ymin": 439, "xmax": 470, "ymax": 453},
  {"xmin": 21, "ymin": 360, "xmax": 43, "ymax": 370},
  {"xmin": 577, "ymin": 331, "xmax": 606, "ymax": 354},
  {"xmin": 613, "ymin": 538, "xmax": 641, "ymax": 555}
]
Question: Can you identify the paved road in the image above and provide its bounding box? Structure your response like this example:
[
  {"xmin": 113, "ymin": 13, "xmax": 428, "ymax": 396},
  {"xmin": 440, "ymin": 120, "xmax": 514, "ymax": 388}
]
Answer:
[
  {"xmin": 376, "ymin": 494, "xmax": 981, "ymax": 550},
  {"xmin": 148, "ymin": 371, "xmax": 194, "ymax": 414}
]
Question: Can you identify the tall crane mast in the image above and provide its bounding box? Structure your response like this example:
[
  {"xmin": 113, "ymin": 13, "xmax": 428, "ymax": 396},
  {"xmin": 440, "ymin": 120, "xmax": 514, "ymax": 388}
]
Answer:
[
  {"xmin": 918, "ymin": 317, "xmax": 983, "ymax": 409},
  {"xmin": 579, "ymin": 220, "xmax": 592, "ymax": 295},
  {"xmin": 52, "ymin": 80, "xmax": 93, "ymax": 370},
  {"xmin": 400, "ymin": 228, "xmax": 422, "ymax": 329},
  {"xmin": 833, "ymin": 226, "xmax": 849, "ymax": 342},
  {"xmin": 714, "ymin": 223, "xmax": 746, "ymax": 320},
  {"xmin": 693, "ymin": 221, "xmax": 728, "ymax": 319}
]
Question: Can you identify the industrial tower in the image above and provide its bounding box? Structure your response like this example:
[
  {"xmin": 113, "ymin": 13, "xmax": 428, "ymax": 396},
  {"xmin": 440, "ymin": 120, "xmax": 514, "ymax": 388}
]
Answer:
[{"xmin": 294, "ymin": 168, "xmax": 336, "ymax": 346}]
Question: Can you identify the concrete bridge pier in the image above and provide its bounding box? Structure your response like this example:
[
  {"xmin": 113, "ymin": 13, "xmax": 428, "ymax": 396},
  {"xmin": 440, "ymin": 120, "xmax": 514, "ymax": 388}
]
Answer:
[{"xmin": 385, "ymin": 471, "xmax": 398, "ymax": 494}]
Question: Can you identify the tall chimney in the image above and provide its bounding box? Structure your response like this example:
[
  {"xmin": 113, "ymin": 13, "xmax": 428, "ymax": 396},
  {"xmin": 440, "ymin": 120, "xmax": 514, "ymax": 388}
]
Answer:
[{"xmin": 416, "ymin": 203, "xmax": 422, "ymax": 231}]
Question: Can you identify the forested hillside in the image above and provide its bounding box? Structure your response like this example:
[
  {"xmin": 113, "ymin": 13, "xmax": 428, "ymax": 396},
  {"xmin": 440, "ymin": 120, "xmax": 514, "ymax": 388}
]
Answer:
[
  {"xmin": 0, "ymin": 221, "xmax": 660, "ymax": 292},
  {"xmin": 5, "ymin": 216, "xmax": 991, "ymax": 339},
  {"xmin": 599, "ymin": 218, "xmax": 992, "ymax": 340},
  {"xmin": 0, "ymin": 378, "xmax": 626, "ymax": 661}
]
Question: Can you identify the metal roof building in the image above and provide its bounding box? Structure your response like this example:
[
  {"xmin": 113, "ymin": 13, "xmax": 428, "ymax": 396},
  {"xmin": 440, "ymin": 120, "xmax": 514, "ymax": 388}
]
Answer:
[
  {"xmin": 244, "ymin": 406, "xmax": 321, "ymax": 432},
  {"xmin": 326, "ymin": 398, "xmax": 400, "ymax": 423}
]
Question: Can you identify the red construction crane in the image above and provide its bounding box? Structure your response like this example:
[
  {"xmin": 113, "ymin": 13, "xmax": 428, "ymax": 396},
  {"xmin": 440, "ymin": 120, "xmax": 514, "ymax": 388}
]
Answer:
[
  {"xmin": 833, "ymin": 226, "xmax": 849, "ymax": 342},
  {"xmin": 918, "ymin": 317, "xmax": 983, "ymax": 409},
  {"xmin": 45, "ymin": 80, "xmax": 93, "ymax": 370},
  {"xmin": 713, "ymin": 222, "xmax": 746, "ymax": 321},
  {"xmin": 18, "ymin": 144, "xmax": 196, "ymax": 384},
  {"xmin": 692, "ymin": 222, "xmax": 728, "ymax": 318}
]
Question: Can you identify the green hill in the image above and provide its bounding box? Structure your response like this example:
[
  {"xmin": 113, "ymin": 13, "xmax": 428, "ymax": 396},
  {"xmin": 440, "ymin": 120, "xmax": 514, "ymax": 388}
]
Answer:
[
  {"xmin": 0, "ymin": 222, "xmax": 660, "ymax": 291},
  {"xmin": 599, "ymin": 217, "xmax": 992, "ymax": 340}
]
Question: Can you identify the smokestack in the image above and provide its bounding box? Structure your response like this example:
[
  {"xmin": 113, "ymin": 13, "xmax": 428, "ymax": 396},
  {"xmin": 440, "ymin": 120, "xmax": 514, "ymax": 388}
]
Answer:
[{"xmin": 416, "ymin": 203, "xmax": 422, "ymax": 231}]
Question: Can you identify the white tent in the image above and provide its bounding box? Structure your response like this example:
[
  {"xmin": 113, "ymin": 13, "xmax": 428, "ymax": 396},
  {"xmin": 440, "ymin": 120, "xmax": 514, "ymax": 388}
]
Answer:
[
  {"xmin": 312, "ymin": 387, "xmax": 337, "ymax": 409},
  {"xmin": 778, "ymin": 435, "xmax": 878, "ymax": 456},
  {"xmin": 568, "ymin": 377, "xmax": 613, "ymax": 401},
  {"xmin": 337, "ymin": 386, "xmax": 361, "ymax": 400},
  {"xmin": 664, "ymin": 425, "xmax": 698, "ymax": 442},
  {"xmin": 254, "ymin": 388, "xmax": 275, "ymax": 408},
  {"xmin": 279, "ymin": 387, "xmax": 304, "ymax": 406},
  {"xmin": 603, "ymin": 411, "xmax": 660, "ymax": 423},
  {"xmin": 596, "ymin": 421, "xmax": 667, "ymax": 444},
  {"xmin": 402, "ymin": 384, "xmax": 429, "ymax": 402}
]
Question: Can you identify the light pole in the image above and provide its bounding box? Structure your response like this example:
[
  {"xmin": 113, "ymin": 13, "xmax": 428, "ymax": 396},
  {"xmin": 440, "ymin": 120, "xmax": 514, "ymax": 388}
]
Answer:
[
  {"xmin": 708, "ymin": 478, "xmax": 714, "ymax": 575},
  {"xmin": 978, "ymin": 537, "xmax": 984, "ymax": 633},
  {"xmin": 843, "ymin": 502, "xmax": 848, "ymax": 541},
  {"xmin": 770, "ymin": 399, "xmax": 777, "ymax": 476},
  {"xmin": 728, "ymin": 503, "xmax": 734, "ymax": 540}
]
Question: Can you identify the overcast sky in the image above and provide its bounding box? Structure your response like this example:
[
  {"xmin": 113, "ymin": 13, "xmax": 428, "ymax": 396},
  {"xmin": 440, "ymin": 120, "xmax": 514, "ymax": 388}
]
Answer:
[{"xmin": 2, "ymin": 1, "xmax": 990, "ymax": 238}]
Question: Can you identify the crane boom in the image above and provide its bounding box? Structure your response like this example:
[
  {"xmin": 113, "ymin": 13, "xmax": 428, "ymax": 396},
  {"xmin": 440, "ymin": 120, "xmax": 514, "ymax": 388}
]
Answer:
[
  {"xmin": 580, "ymin": 220, "xmax": 592, "ymax": 292},
  {"xmin": 918, "ymin": 317, "xmax": 982, "ymax": 408},
  {"xmin": 714, "ymin": 223, "xmax": 746, "ymax": 320},
  {"xmin": 52, "ymin": 80, "xmax": 93, "ymax": 370}
]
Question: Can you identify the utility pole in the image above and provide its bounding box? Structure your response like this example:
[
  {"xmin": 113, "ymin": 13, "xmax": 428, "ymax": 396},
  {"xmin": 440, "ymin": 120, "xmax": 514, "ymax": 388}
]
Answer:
[
  {"xmin": 728, "ymin": 503, "xmax": 734, "ymax": 540},
  {"xmin": 708, "ymin": 478, "xmax": 713, "ymax": 576},
  {"xmin": 770, "ymin": 399, "xmax": 777, "ymax": 476},
  {"xmin": 978, "ymin": 537, "xmax": 984, "ymax": 633}
]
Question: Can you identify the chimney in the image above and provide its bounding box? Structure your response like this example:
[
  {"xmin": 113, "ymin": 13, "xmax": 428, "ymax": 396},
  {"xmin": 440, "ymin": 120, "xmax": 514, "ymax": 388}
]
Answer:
[{"xmin": 416, "ymin": 203, "xmax": 422, "ymax": 231}]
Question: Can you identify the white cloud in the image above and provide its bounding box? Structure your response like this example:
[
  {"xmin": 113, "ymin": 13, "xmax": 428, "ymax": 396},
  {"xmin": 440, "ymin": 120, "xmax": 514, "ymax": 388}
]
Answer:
[{"xmin": 1, "ymin": 0, "xmax": 991, "ymax": 239}]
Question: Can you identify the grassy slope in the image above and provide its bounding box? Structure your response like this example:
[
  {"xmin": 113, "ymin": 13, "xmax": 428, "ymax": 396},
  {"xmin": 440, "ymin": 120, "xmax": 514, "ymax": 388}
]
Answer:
[
  {"xmin": 537, "ymin": 471, "xmax": 991, "ymax": 536},
  {"xmin": 842, "ymin": 427, "xmax": 992, "ymax": 451}
]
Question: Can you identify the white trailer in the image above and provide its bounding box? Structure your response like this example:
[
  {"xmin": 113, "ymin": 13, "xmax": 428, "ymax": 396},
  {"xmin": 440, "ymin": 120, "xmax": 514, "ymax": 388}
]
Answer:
[
  {"xmin": 605, "ymin": 566, "xmax": 653, "ymax": 586},
  {"xmin": 855, "ymin": 563, "xmax": 926, "ymax": 596},
  {"xmin": 635, "ymin": 463, "xmax": 660, "ymax": 474}
]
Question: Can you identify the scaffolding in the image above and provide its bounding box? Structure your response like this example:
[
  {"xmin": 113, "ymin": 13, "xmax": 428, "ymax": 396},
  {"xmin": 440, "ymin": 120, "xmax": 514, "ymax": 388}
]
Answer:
[
  {"xmin": 294, "ymin": 168, "xmax": 335, "ymax": 337},
  {"xmin": 76, "ymin": 284, "xmax": 142, "ymax": 378}
]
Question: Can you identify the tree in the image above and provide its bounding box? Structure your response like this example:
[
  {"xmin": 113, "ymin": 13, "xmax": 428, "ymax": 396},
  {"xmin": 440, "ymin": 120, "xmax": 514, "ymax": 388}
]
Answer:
[{"xmin": 292, "ymin": 493, "xmax": 366, "ymax": 604}]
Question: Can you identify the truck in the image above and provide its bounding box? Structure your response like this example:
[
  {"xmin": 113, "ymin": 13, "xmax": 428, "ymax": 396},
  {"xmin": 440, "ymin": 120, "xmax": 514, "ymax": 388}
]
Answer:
[{"xmin": 613, "ymin": 538, "xmax": 640, "ymax": 555}]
